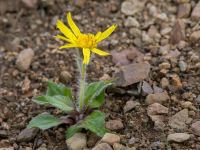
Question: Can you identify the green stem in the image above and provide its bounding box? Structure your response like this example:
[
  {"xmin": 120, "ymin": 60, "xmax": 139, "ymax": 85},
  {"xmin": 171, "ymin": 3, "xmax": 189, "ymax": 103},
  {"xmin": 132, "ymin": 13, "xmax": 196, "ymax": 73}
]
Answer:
[
  {"xmin": 76, "ymin": 50, "xmax": 87, "ymax": 111},
  {"xmin": 79, "ymin": 63, "xmax": 86, "ymax": 110}
]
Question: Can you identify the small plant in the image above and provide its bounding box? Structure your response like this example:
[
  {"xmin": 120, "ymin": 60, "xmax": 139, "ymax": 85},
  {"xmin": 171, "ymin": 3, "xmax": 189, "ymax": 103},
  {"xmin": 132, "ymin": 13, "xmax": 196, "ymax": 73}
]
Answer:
[{"xmin": 27, "ymin": 12, "xmax": 116, "ymax": 139}]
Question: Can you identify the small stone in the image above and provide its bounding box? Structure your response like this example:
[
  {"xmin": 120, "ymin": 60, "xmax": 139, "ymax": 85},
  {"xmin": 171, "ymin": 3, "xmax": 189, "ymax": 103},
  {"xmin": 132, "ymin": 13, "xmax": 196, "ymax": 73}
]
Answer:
[
  {"xmin": 111, "ymin": 47, "xmax": 144, "ymax": 66},
  {"xmin": 142, "ymin": 32, "xmax": 153, "ymax": 44},
  {"xmin": 113, "ymin": 143, "xmax": 126, "ymax": 150},
  {"xmin": 169, "ymin": 109, "xmax": 189, "ymax": 129},
  {"xmin": 145, "ymin": 92, "xmax": 169, "ymax": 105},
  {"xmin": 164, "ymin": 49, "xmax": 181, "ymax": 60},
  {"xmin": 159, "ymin": 62, "xmax": 171, "ymax": 69},
  {"xmin": 0, "ymin": 130, "xmax": 8, "ymax": 138},
  {"xmin": 171, "ymin": 74, "xmax": 182, "ymax": 88},
  {"xmin": 179, "ymin": 61, "xmax": 187, "ymax": 71},
  {"xmin": 121, "ymin": 0, "xmax": 146, "ymax": 15},
  {"xmin": 190, "ymin": 30, "xmax": 200, "ymax": 42},
  {"xmin": 123, "ymin": 100, "xmax": 140, "ymax": 113},
  {"xmin": 153, "ymin": 85, "xmax": 163, "ymax": 93},
  {"xmin": 177, "ymin": 3, "xmax": 191, "ymax": 18},
  {"xmin": 156, "ymin": 13, "xmax": 168, "ymax": 21},
  {"xmin": 66, "ymin": 133, "xmax": 86, "ymax": 150},
  {"xmin": 170, "ymin": 19, "xmax": 185, "ymax": 45},
  {"xmin": 22, "ymin": 76, "xmax": 31, "ymax": 93},
  {"xmin": 115, "ymin": 62, "xmax": 150, "ymax": 87},
  {"xmin": 17, "ymin": 128, "xmax": 39, "ymax": 142},
  {"xmin": 141, "ymin": 81, "xmax": 153, "ymax": 95},
  {"xmin": 191, "ymin": 121, "xmax": 200, "ymax": 136},
  {"xmin": 106, "ymin": 120, "xmax": 124, "ymax": 130},
  {"xmin": 22, "ymin": 0, "xmax": 38, "ymax": 8},
  {"xmin": 124, "ymin": 17, "xmax": 139, "ymax": 27},
  {"xmin": 191, "ymin": 1, "xmax": 200, "ymax": 20},
  {"xmin": 0, "ymin": 147, "xmax": 14, "ymax": 150},
  {"xmin": 16, "ymin": 48, "xmax": 34, "ymax": 71},
  {"xmin": 101, "ymin": 133, "xmax": 120, "ymax": 145},
  {"xmin": 161, "ymin": 78, "xmax": 169, "ymax": 88},
  {"xmin": 59, "ymin": 71, "xmax": 72, "ymax": 83},
  {"xmin": 167, "ymin": 133, "xmax": 190, "ymax": 142},
  {"xmin": 181, "ymin": 101, "xmax": 193, "ymax": 109},
  {"xmin": 196, "ymin": 95, "xmax": 200, "ymax": 104},
  {"xmin": 147, "ymin": 103, "xmax": 169, "ymax": 116},
  {"xmin": 74, "ymin": 0, "xmax": 86, "ymax": 7},
  {"xmin": 92, "ymin": 143, "xmax": 113, "ymax": 150}
]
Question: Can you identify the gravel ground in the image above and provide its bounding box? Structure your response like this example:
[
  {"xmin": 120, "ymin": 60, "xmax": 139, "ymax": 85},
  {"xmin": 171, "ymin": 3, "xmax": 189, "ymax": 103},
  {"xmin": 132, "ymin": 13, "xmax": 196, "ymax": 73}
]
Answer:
[{"xmin": 0, "ymin": 0, "xmax": 200, "ymax": 150}]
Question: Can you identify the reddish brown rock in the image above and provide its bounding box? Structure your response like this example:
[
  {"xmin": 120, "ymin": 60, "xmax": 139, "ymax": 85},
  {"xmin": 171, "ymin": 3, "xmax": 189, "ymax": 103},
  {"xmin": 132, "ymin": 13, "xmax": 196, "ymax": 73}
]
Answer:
[
  {"xmin": 111, "ymin": 47, "xmax": 144, "ymax": 66},
  {"xmin": 170, "ymin": 19, "xmax": 185, "ymax": 45},
  {"xmin": 191, "ymin": 1, "xmax": 200, "ymax": 20},
  {"xmin": 177, "ymin": 3, "xmax": 191, "ymax": 18},
  {"xmin": 191, "ymin": 121, "xmax": 200, "ymax": 136},
  {"xmin": 106, "ymin": 120, "xmax": 124, "ymax": 130},
  {"xmin": 115, "ymin": 62, "xmax": 150, "ymax": 87}
]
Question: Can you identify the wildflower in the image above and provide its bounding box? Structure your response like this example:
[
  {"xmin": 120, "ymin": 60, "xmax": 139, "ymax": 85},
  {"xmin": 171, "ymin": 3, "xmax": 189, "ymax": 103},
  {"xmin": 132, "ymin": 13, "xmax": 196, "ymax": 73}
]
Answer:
[{"xmin": 55, "ymin": 12, "xmax": 117, "ymax": 64}]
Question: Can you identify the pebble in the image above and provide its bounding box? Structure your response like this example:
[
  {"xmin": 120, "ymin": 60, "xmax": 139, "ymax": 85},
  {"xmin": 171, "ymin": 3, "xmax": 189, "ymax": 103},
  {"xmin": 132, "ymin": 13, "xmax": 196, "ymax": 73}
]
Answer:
[
  {"xmin": 16, "ymin": 48, "xmax": 34, "ymax": 71},
  {"xmin": 59, "ymin": 71, "xmax": 72, "ymax": 83},
  {"xmin": 101, "ymin": 133, "xmax": 120, "ymax": 145},
  {"xmin": 92, "ymin": 143, "xmax": 113, "ymax": 150},
  {"xmin": 179, "ymin": 60, "xmax": 187, "ymax": 71},
  {"xmin": 151, "ymin": 141, "xmax": 165, "ymax": 149},
  {"xmin": 141, "ymin": 81, "xmax": 153, "ymax": 95},
  {"xmin": 123, "ymin": 100, "xmax": 140, "ymax": 113},
  {"xmin": 191, "ymin": 1, "xmax": 200, "ymax": 20},
  {"xmin": 16, "ymin": 128, "xmax": 39, "ymax": 142},
  {"xmin": 145, "ymin": 92, "xmax": 169, "ymax": 105},
  {"xmin": 66, "ymin": 133, "xmax": 86, "ymax": 150},
  {"xmin": 167, "ymin": 133, "xmax": 190, "ymax": 142},
  {"xmin": 147, "ymin": 103, "xmax": 169, "ymax": 116},
  {"xmin": 190, "ymin": 30, "xmax": 200, "ymax": 42},
  {"xmin": 191, "ymin": 121, "xmax": 200, "ymax": 136},
  {"xmin": 177, "ymin": 3, "xmax": 191, "ymax": 18},
  {"xmin": 22, "ymin": 0, "xmax": 38, "ymax": 8},
  {"xmin": 0, "ymin": 130, "xmax": 8, "ymax": 138},
  {"xmin": 0, "ymin": 147, "xmax": 14, "ymax": 150},
  {"xmin": 169, "ymin": 109, "xmax": 189, "ymax": 129},
  {"xmin": 196, "ymin": 95, "xmax": 200, "ymax": 104},
  {"xmin": 113, "ymin": 143, "xmax": 126, "ymax": 150},
  {"xmin": 121, "ymin": 0, "xmax": 145, "ymax": 15},
  {"xmin": 115, "ymin": 62, "xmax": 150, "ymax": 87},
  {"xmin": 106, "ymin": 120, "xmax": 124, "ymax": 130},
  {"xmin": 161, "ymin": 78, "xmax": 169, "ymax": 88},
  {"xmin": 124, "ymin": 17, "xmax": 139, "ymax": 27},
  {"xmin": 170, "ymin": 19, "xmax": 185, "ymax": 45}
]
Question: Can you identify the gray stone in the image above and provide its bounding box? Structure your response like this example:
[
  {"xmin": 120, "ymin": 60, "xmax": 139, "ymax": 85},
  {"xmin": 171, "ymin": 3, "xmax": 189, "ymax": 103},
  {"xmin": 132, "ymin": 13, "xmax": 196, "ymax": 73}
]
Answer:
[
  {"xmin": 101, "ymin": 133, "xmax": 120, "ymax": 145},
  {"xmin": 169, "ymin": 109, "xmax": 189, "ymax": 129},
  {"xmin": 16, "ymin": 48, "xmax": 34, "ymax": 71},
  {"xmin": 179, "ymin": 61, "xmax": 187, "ymax": 71},
  {"xmin": 124, "ymin": 17, "xmax": 139, "ymax": 27},
  {"xmin": 0, "ymin": 130, "xmax": 8, "ymax": 138},
  {"xmin": 66, "ymin": 133, "xmax": 87, "ymax": 150},
  {"xmin": 167, "ymin": 133, "xmax": 190, "ymax": 142},
  {"xmin": 123, "ymin": 100, "xmax": 140, "ymax": 113},
  {"xmin": 92, "ymin": 143, "xmax": 113, "ymax": 150},
  {"xmin": 17, "ymin": 128, "xmax": 39, "ymax": 142},
  {"xmin": 177, "ymin": 3, "xmax": 191, "ymax": 18},
  {"xmin": 121, "ymin": 0, "xmax": 146, "ymax": 15}
]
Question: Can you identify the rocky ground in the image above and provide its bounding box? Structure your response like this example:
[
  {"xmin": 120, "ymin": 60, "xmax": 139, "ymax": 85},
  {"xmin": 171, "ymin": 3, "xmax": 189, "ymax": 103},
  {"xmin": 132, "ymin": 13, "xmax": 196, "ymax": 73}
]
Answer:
[{"xmin": 0, "ymin": 0, "xmax": 200, "ymax": 150}]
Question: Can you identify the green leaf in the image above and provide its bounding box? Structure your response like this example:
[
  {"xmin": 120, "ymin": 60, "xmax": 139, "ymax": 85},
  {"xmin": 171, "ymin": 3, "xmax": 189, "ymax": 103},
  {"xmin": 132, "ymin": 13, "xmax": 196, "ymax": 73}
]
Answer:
[
  {"xmin": 84, "ymin": 81, "xmax": 112, "ymax": 108},
  {"xmin": 66, "ymin": 110, "xmax": 107, "ymax": 139},
  {"xmin": 33, "ymin": 95, "xmax": 74, "ymax": 112},
  {"xmin": 47, "ymin": 81, "xmax": 73, "ymax": 99},
  {"xmin": 27, "ymin": 114, "xmax": 62, "ymax": 130}
]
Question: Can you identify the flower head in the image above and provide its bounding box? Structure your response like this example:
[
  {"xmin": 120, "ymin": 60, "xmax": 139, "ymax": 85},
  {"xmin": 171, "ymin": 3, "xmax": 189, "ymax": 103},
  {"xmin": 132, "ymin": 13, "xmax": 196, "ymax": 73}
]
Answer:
[{"xmin": 55, "ymin": 12, "xmax": 117, "ymax": 64}]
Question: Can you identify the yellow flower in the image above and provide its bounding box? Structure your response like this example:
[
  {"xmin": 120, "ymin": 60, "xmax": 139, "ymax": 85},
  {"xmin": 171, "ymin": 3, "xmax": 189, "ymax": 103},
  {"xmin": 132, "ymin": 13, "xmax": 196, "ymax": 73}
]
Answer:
[{"xmin": 55, "ymin": 12, "xmax": 117, "ymax": 64}]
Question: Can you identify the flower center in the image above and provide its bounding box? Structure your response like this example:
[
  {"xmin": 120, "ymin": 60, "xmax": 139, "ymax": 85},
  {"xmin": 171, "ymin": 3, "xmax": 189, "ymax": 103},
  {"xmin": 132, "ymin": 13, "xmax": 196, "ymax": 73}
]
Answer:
[{"xmin": 77, "ymin": 34, "xmax": 96, "ymax": 49}]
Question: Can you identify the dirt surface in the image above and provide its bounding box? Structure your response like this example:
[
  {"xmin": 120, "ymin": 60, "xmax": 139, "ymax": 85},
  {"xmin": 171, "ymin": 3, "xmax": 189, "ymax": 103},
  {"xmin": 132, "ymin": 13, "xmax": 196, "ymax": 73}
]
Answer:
[{"xmin": 0, "ymin": 0, "xmax": 200, "ymax": 150}]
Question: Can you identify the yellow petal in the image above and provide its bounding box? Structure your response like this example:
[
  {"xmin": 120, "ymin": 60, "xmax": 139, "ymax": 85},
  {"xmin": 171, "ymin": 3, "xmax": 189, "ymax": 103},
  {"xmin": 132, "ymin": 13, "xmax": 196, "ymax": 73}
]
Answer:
[
  {"xmin": 67, "ymin": 12, "xmax": 81, "ymax": 37},
  {"xmin": 56, "ymin": 20, "xmax": 77, "ymax": 41},
  {"xmin": 96, "ymin": 25, "xmax": 117, "ymax": 43},
  {"xmin": 91, "ymin": 48, "xmax": 110, "ymax": 56},
  {"xmin": 59, "ymin": 44, "xmax": 78, "ymax": 49},
  {"xmin": 95, "ymin": 32, "xmax": 102, "ymax": 40},
  {"xmin": 54, "ymin": 35, "xmax": 72, "ymax": 42},
  {"xmin": 82, "ymin": 48, "xmax": 90, "ymax": 64}
]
